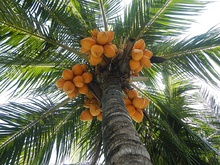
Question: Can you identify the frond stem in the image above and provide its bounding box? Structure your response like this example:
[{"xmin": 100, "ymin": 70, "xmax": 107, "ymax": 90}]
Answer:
[
  {"xmin": 136, "ymin": 0, "xmax": 172, "ymax": 40},
  {"xmin": 162, "ymin": 45, "xmax": 220, "ymax": 59},
  {"xmin": 99, "ymin": 0, "xmax": 108, "ymax": 31},
  {"xmin": 0, "ymin": 98, "xmax": 70, "ymax": 149}
]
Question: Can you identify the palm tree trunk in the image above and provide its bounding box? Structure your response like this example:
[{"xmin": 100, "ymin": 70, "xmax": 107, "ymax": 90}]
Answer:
[{"xmin": 101, "ymin": 74, "xmax": 152, "ymax": 165}]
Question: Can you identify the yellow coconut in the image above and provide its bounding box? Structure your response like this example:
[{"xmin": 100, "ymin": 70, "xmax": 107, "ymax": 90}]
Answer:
[
  {"xmin": 97, "ymin": 112, "xmax": 103, "ymax": 121},
  {"xmin": 132, "ymin": 97, "xmax": 146, "ymax": 109},
  {"xmin": 80, "ymin": 47, "xmax": 90, "ymax": 55},
  {"xmin": 106, "ymin": 31, "xmax": 114, "ymax": 44},
  {"xmin": 103, "ymin": 44, "xmax": 116, "ymax": 58},
  {"xmin": 63, "ymin": 81, "xmax": 75, "ymax": 94},
  {"xmin": 73, "ymin": 75, "xmax": 84, "ymax": 88},
  {"xmin": 127, "ymin": 89, "xmax": 138, "ymax": 100},
  {"xmin": 124, "ymin": 98, "xmax": 132, "ymax": 105},
  {"xmin": 81, "ymin": 64, "xmax": 87, "ymax": 72},
  {"xmin": 129, "ymin": 59, "xmax": 141, "ymax": 71},
  {"xmin": 82, "ymin": 72, "xmax": 93, "ymax": 84},
  {"xmin": 143, "ymin": 98, "xmax": 150, "ymax": 108},
  {"xmin": 131, "ymin": 49, "xmax": 143, "ymax": 61},
  {"xmin": 72, "ymin": 64, "xmax": 84, "ymax": 76},
  {"xmin": 126, "ymin": 105, "xmax": 136, "ymax": 116},
  {"xmin": 134, "ymin": 65, "xmax": 143, "ymax": 74},
  {"xmin": 143, "ymin": 49, "xmax": 153, "ymax": 59},
  {"xmin": 80, "ymin": 37, "xmax": 96, "ymax": 50},
  {"xmin": 91, "ymin": 28, "xmax": 99, "ymax": 37},
  {"xmin": 91, "ymin": 44, "xmax": 104, "ymax": 57},
  {"xmin": 62, "ymin": 69, "xmax": 74, "ymax": 81},
  {"xmin": 80, "ymin": 110, "xmax": 93, "ymax": 121},
  {"xmin": 134, "ymin": 39, "xmax": 145, "ymax": 51},
  {"xmin": 131, "ymin": 109, "xmax": 144, "ymax": 123},
  {"xmin": 88, "ymin": 54, "xmax": 103, "ymax": 66},
  {"xmin": 141, "ymin": 56, "xmax": 151, "ymax": 68},
  {"xmin": 67, "ymin": 91, "xmax": 78, "ymax": 99},
  {"xmin": 110, "ymin": 44, "xmax": 118, "ymax": 53},
  {"xmin": 55, "ymin": 78, "xmax": 66, "ymax": 89},
  {"xmin": 78, "ymin": 85, "xmax": 89, "ymax": 95},
  {"xmin": 97, "ymin": 31, "xmax": 108, "ymax": 45},
  {"xmin": 89, "ymin": 104, "xmax": 101, "ymax": 116}
]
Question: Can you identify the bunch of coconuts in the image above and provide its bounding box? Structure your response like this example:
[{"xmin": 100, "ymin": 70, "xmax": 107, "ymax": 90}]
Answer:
[
  {"xmin": 123, "ymin": 89, "xmax": 149, "ymax": 123},
  {"xmin": 80, "ymin": 29, "xmax": 118, "ymax": 66},
  {"xmin": 55, "ymin": 64, "xmax": 93, "ymax": 99}
]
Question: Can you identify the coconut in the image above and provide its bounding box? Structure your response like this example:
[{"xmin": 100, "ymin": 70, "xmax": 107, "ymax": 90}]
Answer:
[
  {"xmin": 131, "ymin": 109, "xmax": 144, "ymax": 123},
  {"xmin": 80, "ymin": 37, "xmax": 96, "ymax": 50},
  {"xmin": 91, "ymin": 44, "xmax": 104, "ymax": 57},
  {"xmin": 55, "ymin": 78, "xmax": 66, "ymax": 89},
  {"xmin": 134, "ymin": 39, "xmax": 145, "ymax": 51},
  {"xmin": 67, "ymin": 91, "xmax": 78, "ymax": 99},
  {"xmin": 143, "ymin": 49, "xmax": 153, "ymax": 59},
  {"xmin": 89, "ymin": 104, "xmax": 101, "ymax": 116},
  {"xmin": 134, "ymin": 65, "xmax": 143, "ymax": 74},
  {"xmin": 132, "ymin": 97, "xmax": 146, "ymax": 109},
  {"xmin": 62, "ymin": 69, "xmax": 74, "ymax": 80},
  {"xmin": 124, "ymin": 98, "xmax": 132, "ymax": 105},
  {"xmin": 106, "ymin": 31, "xmax": 114, "ymax": 44},
  {"xmin": 141, "ymin": 56, "xmax": 151, "ymax": 68},
  {"xmin": 78, "ymin": 85, "xmax": 89, "ymax": 95},
  {"xmin": 127, "ymin": 89, "xmax": 138, "ymax": 100},
  {"xmin": 88, "ymin": 54, "xmax": 102, "ymax": 66},
  {"xmin": 72, "ymin": 64, "xmax": 84, "ymax": 76},
  {"xmin": 97, "ymin": 31, "xmax": 108, "ymax": 45},
  {"xmin": 80, "ymin": 110, "xmax": 93, "ymax": 121},
  {"xmin": 63, "ymin": 81, "xmax": 75, "ymax": 94},
  {"xmin": 91, "ymin": 29, "xmax": 99, "ymax": 37},
  {"xmin": 86, "ymin": 91, "xmax": 95, "ymax": 99},
  {"xmin": 143, "ymin": 98, "xmax": 150, "ymax": 108},
  {"xmin": 126, "ymin": 105, "xmax": 136, "ymax": 116},
  {"xmin": 103, "ymin": 44, "xmax": 116, "ymax": 58},
  {"xmin": 110, "ymin": 44, "xmax": 118, "ymax": 53},
  {"xmin": 82, "ymin": 72, "xmax": 93, "ymax": 84},
  {"xmin": 129, "ymin": 59, "xmax": 141, "ymax": 71},
  {"xmin": 73, "ymin": 75, "xmax": 84, "ymax": 88},
  {"xmin": 80, "ymin": 47, "xmax": 90, "ymax": 55},
  {"xmin": 97, "ymin": 112, "xmax": 102, "ymax": 121},
  {"xmin": 131, "ymin": 49, "xmax": 143, "ymax": 61}
]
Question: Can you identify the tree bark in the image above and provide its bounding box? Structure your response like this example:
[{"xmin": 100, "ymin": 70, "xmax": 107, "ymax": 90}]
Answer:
[{"xmin": 101, "ymin": 75, "xmax": 152, "ymax": 165}]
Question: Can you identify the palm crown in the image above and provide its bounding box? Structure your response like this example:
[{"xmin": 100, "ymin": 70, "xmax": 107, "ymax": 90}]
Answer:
[{"xmin": 0, "ymin": 0, "xmax": 219, "ymax": 164}]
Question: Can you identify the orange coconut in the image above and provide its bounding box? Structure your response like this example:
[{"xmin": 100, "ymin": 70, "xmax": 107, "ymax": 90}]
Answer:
[
  {"xmin": 73, "ymin": 75, "xmax": 84, "ymax": 88},
  {"xmin": 81, "ymin": 64, "xmax": 87, "ymax": 72},
  {"xmin": 67, "ymin": 91, "xmax": 78, "ymax": 99},
  {"xmin": 97, "ymin": 112, "xmax": 102, "ymax": 121},
  {"xmin": 78, "ymin": 85, "xmax": 89, "ymax": 95},
  {"xmin": 62, "ymin": 69, "xmax": 74, "ymax": 80},
  {"xmin": 143, "ymin": 49, "xmax": 153, "ymax": 59},
  {"xmin": 131, "ymin": 49, "xmax": 144, "ymax": 61},
  {"xmin": 129, "ymin": 59, "xmax": 141, "ymax": 71},
  {"xmin": 127, "ymin": 89, "xmax": 138, "ymax": 100},
  {"xmin": 55, "ymin": 78, "xmax": 66, "ymax": 89},
  {"xmin": 91, "ymin": 29, "xmax": 99, "ymax": 37},
  {"xmin": 103, "ymin": 44, "xmax": 116, "ymax": 58},
  {"xmin": 124, "ymin": 98, "xmax": 132, "ymax": 105},
  {"xmin": 72, "ymin": 64, "xmax": 84, "ymax": 76},
  {"xmin": 83, "ymin": 98, "xmax": 91, "ymax": 108},
  {"xmin": 91, "ymin": 44, "xmax": 104, "ymax": 57},
  {"xmin": 132, "ymin": 97, "xmax": 146, "ymax": 109},
  {"xmin": 89, "ymin": 54, "xmax": 102, "ymax": 66},
  {"xmin": 126, "ymin": 105, "xmax": 136, "ymax": 116},
  {"xmin": 82, "ymin": 72, "xmax": 93, "ymax": 84},
  {"xmin": 97, "ymin": 31, "xmax": 108, "ymax": 45},
  {"xmin": 80, "ymin": 37, "xmax": 96, "ymax": 50},
  {"xmin": 63, "ymin": 81, "xmax": 75, "ymax": 94},
  {"xmin": 89, "ymin": 104, "xmax": 101, "ymax": 116},
  {"xmin": 141, "ymin": 56, "xmax": 151, "ymax": 68},
  {"xmin": 143, "ymin": 98, "xmax": 150, "ymax": 108},
  {"xmin": 80, "ymin": 47, "xmax": 90, "ymax": 55},
  {"xmin": 86, "ymin": 91, "xmax": 95, "ymax": 99},
  {"xmin": 110, "ymin": 44, "xmax": 118, "ymax": 53},
  {"xmin": 134, "ymin": 39, "xmax": 145, "ymax": 51},
  {"xmin": 134, "ymin": 65, "xmax": 143, "ymax": 74},
  {"xmin": 80, "ymin": 110, "xmax": 93, "ymax": 121},
  {"xmin": 131, "ymin": 109, "xmax": 144, "ymax": 123},
  {"xmin": 106, "ymin": 31, "xmax": 114, "ymax": 44}
]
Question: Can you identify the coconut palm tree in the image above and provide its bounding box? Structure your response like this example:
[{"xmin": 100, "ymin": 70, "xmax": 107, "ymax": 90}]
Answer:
[{"xmin": 0, "ymin": 0, "xmax": 219, "ymax": 164}]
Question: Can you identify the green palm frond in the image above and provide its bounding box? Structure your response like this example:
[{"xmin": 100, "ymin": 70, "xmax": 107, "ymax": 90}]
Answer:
[
  {"xmin": 136, "ymin": 72, "xmax": 219, "ymax": 164},
  {"xmin": 0, "ymin": 96, "xmax": 88, "ymax": 165}
]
